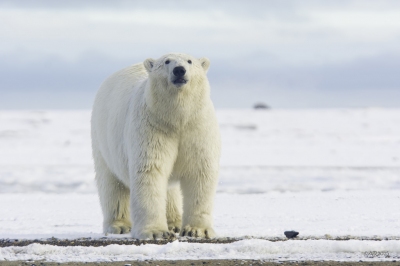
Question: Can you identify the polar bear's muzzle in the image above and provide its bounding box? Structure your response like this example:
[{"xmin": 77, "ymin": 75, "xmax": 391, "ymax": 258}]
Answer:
[{"xmin": 172, "ymin": 66, "xmax": 187, "ymax": 86}]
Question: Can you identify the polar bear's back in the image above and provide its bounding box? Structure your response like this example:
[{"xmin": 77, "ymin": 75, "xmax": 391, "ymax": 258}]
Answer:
[{"xmin": 91, "ymin": 63, "xmax": 148, "ymax": 182}]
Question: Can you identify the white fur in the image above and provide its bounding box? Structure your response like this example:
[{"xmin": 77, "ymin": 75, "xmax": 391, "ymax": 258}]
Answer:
[{"xmin": 91, "ymin": 53, "xmax": 221, "ymax": 239}]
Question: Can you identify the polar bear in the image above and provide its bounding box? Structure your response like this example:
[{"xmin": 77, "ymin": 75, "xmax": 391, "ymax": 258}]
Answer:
[{"xmin": 91, "ymin": 53, "xmax": 221, "ymax": 240}]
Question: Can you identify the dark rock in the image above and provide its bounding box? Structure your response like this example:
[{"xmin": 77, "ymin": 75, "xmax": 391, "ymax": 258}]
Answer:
[{"xmin": 284, "ymin": 230, "xmax": 299, "ymax": 238}]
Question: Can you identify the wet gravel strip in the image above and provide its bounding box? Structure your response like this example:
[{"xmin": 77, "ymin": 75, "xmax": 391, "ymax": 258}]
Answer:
[{"xmin": 2, "ymin": 235, "xmax": 400, "ymax": 247}]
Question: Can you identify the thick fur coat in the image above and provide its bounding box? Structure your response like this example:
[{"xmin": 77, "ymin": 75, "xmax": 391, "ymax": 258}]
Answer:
[{"xmin": 91, "ymin": 53, "xmax": 221, "ymax": 239}]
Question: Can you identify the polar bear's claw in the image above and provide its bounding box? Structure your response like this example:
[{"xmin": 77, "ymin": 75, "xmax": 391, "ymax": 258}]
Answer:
[
  {"xmin": 181, "ymin": 226, "xmax": 216, "ymax": 239},
  {"xmin": 169, "ymin": 226, "xmax": 181, "ymax": 234},
  {"xmin": 153, "ymin": 232, "xmax": 171, "ymax": 239}
]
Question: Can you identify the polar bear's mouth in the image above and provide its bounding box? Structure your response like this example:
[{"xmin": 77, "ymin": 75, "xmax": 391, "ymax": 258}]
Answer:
[{"xmin": 173, "ymin": 78, "xmax": 187, "ymax": 85}]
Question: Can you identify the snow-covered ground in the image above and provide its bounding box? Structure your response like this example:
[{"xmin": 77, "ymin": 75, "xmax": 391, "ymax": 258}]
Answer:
[{"xmin": 0, "ymin": 109, "xmax": 400, "ymax": 262}]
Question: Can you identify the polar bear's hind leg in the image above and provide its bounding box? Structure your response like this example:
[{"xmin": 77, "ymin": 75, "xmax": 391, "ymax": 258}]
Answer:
[
  {"xmin": 166, "ymin": 184, "xmax": 183, "ymax": 233},
  {"xmin": 94, "ymin": 151, "xmax": 131, "ymax": 234}
]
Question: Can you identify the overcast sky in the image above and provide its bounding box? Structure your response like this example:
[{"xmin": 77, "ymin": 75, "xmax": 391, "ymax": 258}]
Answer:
[{"xmin": 1, "ymin": 0, "xmax": 400, "ymax": 109}]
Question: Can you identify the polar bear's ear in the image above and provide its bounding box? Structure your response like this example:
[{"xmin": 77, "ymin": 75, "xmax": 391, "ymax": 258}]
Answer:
[
  {"xmin": 144, "ymin": 58, "xmax": 156, "ymax": 72},
  {"xmin": 199, "ymin": 57, "xmax": 210, "ymax": 72}
]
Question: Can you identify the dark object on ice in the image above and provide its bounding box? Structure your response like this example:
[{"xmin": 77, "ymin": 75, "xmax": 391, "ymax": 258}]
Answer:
[
  {"xmin": 284, "ymin": 230, "xmax": 299, "ymax": 238},
  {"xmin": 253, "ymin": 103, "xmax": 270, "ymax": 110}
]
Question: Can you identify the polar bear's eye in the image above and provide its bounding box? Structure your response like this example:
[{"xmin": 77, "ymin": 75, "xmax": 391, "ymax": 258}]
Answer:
[
  {"xmin": 165, "ymin": 60, "xmax": 170, "ymax": 64},
  {"xmin": 188, "ymin": 60, "xmax": 192, "ymax": 64}
]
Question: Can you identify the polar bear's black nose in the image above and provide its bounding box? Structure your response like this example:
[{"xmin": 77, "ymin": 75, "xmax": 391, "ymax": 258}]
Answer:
[{"xmin": 173, "ymin": 66, "xmax": 186, "ymax": 77}]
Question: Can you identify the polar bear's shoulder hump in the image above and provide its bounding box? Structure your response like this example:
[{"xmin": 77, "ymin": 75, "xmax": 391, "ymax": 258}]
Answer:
[{"xmin": 105, "ymin": 63, "xmax": 148, "ymax": 86}]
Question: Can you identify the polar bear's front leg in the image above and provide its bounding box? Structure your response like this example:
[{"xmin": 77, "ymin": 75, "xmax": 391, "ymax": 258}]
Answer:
[
  {"xmin": 130, "ymin": 170, "xmax": 173, "ymax": 240},
  {"xmin": 129, "ymin": 130, "xmax": 178, "ymax": 240},
  {"xmin": 180, "ymin": 171, "xmax": 218, "ymax": 239}
]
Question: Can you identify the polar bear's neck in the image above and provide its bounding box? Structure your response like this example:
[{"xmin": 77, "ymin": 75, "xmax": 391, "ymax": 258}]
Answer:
[{"xmin": 144, "ymin": 79, "xmax": 210, "ymax": 130}]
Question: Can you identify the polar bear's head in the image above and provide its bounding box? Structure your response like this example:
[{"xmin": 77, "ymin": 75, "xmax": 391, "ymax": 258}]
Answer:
[{"xmin": 143, "ymin": 53, "xmax": 210, "ymax": 89}]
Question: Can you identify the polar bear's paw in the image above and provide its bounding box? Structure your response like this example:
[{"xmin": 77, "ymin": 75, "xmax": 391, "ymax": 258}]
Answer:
[
  {"xmin": 181, "ymin": 226, "xmax": 216, "ymax": 239},
  {"xmin": 168, "ymin": 219, "xmax": 182, "ymax": 234},
  {"xmin": 105, "ymin": 220, "xmax": 131, "ymax": 234}
]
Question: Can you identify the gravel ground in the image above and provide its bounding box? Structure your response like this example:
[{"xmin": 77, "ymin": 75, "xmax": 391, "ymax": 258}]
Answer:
[
  {"xmin": 2, "ymin": 236, "xmax": 400, "ymax": 248},
  {"xmin": 2, "ymin": 260, "xmax": 400, "ymax": 266}
]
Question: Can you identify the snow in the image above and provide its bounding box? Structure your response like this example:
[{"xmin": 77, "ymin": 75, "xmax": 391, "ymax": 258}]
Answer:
[
  {"xmin": 0, "ymin": 109, "xmax": 400, "ymax": 262},
  {"xmin": 1, "ymin": 109, "xmax": 400, "ymax": 194},
  {"xmin": 1, "ymin": 239, "xmax": 400, "ymax": 262}
]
